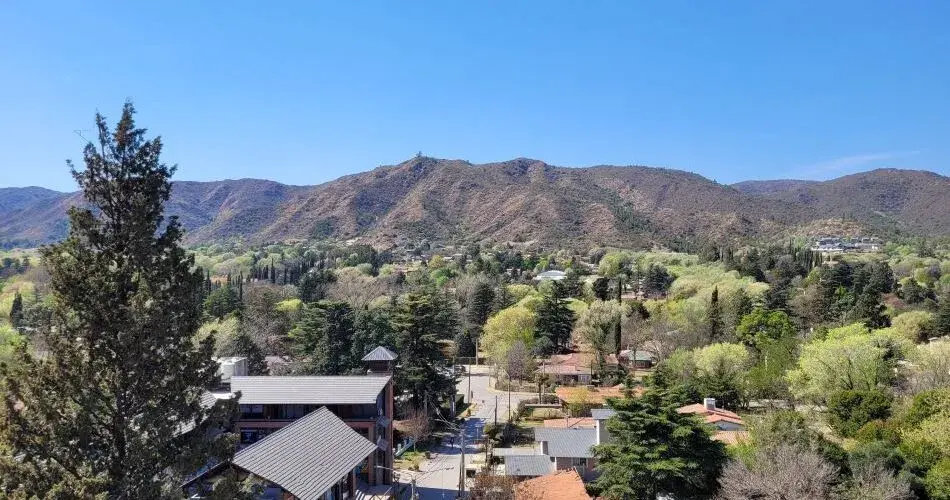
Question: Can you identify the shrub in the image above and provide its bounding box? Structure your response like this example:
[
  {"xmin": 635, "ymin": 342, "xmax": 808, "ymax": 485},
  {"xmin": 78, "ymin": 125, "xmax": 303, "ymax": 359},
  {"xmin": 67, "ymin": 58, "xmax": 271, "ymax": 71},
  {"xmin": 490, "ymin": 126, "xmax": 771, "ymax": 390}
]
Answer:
[
  {"xmin": 853, "ymin": 420, "xmax": 901, "ymax": 444},
  {"xmin": 826, "ymin": 390, "xmax": 893, "ymax": 437},
  {"xmin": 925, "ymin": 458, "xmax": 950, "ymax": 500}
]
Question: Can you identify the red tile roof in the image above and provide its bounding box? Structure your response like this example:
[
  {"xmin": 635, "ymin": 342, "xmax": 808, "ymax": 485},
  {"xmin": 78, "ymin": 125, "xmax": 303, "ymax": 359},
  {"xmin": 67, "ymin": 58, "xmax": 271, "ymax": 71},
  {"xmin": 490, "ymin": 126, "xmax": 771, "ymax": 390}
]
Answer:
[
  {"xmin": 677, "ymin": 403, "xmax": 745, "ymax": 426},
  {"xmin": 515, "ymin": 470, "xmax": 591, "ymax": 500}
]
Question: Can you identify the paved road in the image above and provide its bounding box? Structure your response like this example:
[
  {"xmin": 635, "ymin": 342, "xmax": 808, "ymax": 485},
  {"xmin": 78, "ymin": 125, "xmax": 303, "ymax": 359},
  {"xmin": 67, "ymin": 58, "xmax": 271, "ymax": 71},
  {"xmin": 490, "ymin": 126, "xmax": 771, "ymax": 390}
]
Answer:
[{"xmin": 408, "ymin": 365, "xmax": 535, "ymax": 499}]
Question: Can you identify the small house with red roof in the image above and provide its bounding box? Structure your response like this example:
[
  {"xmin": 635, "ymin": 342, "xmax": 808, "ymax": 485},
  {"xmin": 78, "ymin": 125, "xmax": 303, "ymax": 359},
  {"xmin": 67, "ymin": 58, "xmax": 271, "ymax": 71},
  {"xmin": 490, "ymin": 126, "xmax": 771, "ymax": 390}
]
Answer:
[{"xmin": 677, "ymin": 398, "xmax": 746, "ymax": 431}]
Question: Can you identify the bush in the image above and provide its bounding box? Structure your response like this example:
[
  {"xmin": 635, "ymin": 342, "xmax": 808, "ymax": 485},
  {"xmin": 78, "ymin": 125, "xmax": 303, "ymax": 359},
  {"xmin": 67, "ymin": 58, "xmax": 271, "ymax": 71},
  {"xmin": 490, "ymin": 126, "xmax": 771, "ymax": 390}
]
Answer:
[
  {"xmin": 849, "ymin": 439, "xmax": 905, "ymax": 474},
  {"xmin": 900, "ymin": 437, "xmax": 942, "ymax": 475},
  {"xmin": 827, "ymin": 390, "xmax": 893, "ymax": 437},
  {"xmin": 925, "ymin": 458, "xmax": 950, "ymax": 500},
  {"xmin": 902, "ymin": 388, "xmax": 950, "ymax": 428},
  {"xmin": 853, "ymin": 420, "xmax": 901, "ymax": 444}
]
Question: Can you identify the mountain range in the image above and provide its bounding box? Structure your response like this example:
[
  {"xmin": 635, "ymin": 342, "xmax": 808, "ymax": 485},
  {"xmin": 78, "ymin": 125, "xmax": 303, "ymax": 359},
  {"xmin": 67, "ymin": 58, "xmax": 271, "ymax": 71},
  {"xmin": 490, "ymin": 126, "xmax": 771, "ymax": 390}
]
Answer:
[{"xmin": 1, "ymin": 157, "xmax": 948, "ymax": 249}]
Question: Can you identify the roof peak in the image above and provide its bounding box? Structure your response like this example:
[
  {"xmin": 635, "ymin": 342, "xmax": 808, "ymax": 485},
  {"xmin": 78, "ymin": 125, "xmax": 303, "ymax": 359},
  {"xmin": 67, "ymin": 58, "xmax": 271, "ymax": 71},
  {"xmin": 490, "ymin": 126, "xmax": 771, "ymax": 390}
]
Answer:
[{"xmin": 362, "ymin": 345, "xmax": 398, "ymax": 361}]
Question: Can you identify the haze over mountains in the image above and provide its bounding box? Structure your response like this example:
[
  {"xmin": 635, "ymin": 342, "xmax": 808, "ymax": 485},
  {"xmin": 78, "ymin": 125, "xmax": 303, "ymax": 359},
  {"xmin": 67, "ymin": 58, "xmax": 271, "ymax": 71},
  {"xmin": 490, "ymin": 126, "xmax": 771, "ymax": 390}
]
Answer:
[{"xmin": 1, "ymin": 157, "xmax": 948, "ymax": 249}]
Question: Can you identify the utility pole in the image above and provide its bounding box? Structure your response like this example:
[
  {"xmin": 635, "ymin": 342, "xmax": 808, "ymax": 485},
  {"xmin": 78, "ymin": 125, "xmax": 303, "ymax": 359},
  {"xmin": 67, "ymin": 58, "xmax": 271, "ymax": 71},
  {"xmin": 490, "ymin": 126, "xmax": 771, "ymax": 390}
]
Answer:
[
  {"xmin": 411, "ymin": 476, "xmax": 418, "ymax": 500},
  {"xmin": 494, "ymin": 395, "xmax": 498, "ymax": 426},
  {"xmin": 457, "ymin": 419, "xmax": 466, "ymax": 498}
]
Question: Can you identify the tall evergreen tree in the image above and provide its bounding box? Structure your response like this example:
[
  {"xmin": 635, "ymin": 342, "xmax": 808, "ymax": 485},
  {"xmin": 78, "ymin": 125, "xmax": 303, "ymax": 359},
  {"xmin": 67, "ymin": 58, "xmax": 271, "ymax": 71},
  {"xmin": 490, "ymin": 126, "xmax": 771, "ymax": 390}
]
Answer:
[
  {"xmin": 392, "ymin": 291, "xmax": 457, "ymax": 411},
  {"xmin": 289, "ymin": 300, "xmax": 356, "ymax": 375},
  {"xmin": 534, "ymin": 281, "xmax": 575, "ymax": 355},
  {"xmin": 936, "ymin": 293, "xmax": 950, "ymax": 337},
  {"xmin": 0, "ymin": 103, "xmax": 235, "ymax": 497},
  {"xmin": 203, "ymin": 284, "xmax": 242, "ymax": 320},
  {"xmin": 592, "ymin": 389, "xmax": 727, "ymax": 499},
  {"xmin": 708, "ymin": 286, "xmax": 723, "ymax": 341},
  {"xmin": 8, "ymin": 292, "xmax": 23, "ymax": 329},
  {"xmin": 466, "ymin": 280, "xmax": 495, "ymax": 328}
]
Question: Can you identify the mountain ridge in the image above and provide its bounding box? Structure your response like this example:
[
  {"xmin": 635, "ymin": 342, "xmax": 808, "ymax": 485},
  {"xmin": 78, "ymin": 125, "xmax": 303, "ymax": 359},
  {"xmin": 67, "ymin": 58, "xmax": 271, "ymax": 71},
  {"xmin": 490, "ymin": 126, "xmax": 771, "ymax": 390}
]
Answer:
[{"xmin": 1, "ymin": 159, "xmax": 947, "ymax": 249}]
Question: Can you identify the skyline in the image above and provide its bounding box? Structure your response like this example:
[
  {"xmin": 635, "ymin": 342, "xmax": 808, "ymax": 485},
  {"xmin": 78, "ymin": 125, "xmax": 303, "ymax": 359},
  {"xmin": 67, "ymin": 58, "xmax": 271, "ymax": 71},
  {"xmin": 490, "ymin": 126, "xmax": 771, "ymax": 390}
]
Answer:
[{"xmin": 2, "ymin": 1, "xmax": 948, "ymax": 191}]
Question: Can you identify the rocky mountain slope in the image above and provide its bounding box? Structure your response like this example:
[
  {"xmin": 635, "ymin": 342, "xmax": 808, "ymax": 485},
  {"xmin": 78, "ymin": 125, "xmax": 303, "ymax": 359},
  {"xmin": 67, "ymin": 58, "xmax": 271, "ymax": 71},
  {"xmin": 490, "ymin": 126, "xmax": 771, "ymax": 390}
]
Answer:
[{"xmin": 1, "ymin": 159, "xmax": 947, "ymax": 249}]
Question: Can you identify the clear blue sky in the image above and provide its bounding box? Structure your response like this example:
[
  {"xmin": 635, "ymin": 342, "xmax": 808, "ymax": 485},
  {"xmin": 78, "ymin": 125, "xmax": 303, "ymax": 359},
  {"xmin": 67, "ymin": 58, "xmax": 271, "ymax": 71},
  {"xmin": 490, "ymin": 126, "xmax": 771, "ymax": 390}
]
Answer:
[{"xmin": 2, "ymin": 1, "xmax": 948, "ymax": 191}]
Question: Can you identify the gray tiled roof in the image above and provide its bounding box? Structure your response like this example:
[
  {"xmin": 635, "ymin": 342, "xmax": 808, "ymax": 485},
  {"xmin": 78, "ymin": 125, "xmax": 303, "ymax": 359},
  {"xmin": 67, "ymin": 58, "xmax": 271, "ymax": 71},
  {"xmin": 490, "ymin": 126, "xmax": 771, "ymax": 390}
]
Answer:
[
  {"xmin": 591, "ymin": 408, "xmax": 617, "ymax": 421},
  {"xmin": 232, "ymin": 407, "xmax": 376, "ymax": 500},
  {"xmin": 505, "ymin": 455, "xmax": 555, "ymax": 477},
  {"xmin": 231, "ymin": 376, "xmax": 390, "ymax": 405},
  {"xmin": 493, "ymin": 447, "xmax": 538, "ymax": 457},
  {"xmin": 534, "ymin": 428, "xmax": 597, "ymax": 458},
  {"xmin": 362, "ymin": 346, "xmax": 398, "ymax": 361}
]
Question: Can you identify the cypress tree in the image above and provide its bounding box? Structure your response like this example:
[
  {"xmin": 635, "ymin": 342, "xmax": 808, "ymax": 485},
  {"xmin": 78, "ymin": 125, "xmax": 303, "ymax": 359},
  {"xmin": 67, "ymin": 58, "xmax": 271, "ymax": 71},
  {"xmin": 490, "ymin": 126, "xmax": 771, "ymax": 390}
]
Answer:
[
  {"xmin": 0, "ymin": 103, "xmax": 235, "ymax": 497},
  {"xmin": 8, "ymin": 291, "xmax": 23, "ymax": 329},
  {"xmin": 936, "ymin": 293, "xmax": 950, "ymax": 337},
  {"xmin": 708, "ymin": 286, "xmax": 723, "ymax": 341},
  {"xmin": 534, "ymin": 281, "xmax": 575, "ymax": 354}
]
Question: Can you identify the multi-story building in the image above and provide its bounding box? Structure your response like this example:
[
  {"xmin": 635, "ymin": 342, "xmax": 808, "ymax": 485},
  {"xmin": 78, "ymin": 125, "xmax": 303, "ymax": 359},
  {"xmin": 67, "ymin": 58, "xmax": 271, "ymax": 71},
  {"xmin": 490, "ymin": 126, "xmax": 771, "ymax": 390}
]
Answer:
[{"xmin": 228, "ymin": 346, "xmax": 397, "ymax": 486}]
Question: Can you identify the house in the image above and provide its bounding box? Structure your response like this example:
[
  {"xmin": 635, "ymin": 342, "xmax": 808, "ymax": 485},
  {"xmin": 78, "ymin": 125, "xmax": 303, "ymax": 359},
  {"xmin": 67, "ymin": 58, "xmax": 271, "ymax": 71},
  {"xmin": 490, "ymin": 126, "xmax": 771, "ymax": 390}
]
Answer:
[
  {"xmin": 618, "ymin": 349, "xmax": 655, "ymax": 370},
  {"xmin": 534, "ymin": 270, "xmax": 567, "ymax": 281},
  {"xmin": 505, "ymin": 455, "xmax": 557, "ymax": 478},
  {"xmin": 514, "ymin": 470, "xmax": 591, "ymax": 500},
  {"xmin": 183, "ymin": 407, "xmax": 376, "ymax": 500},
  {"xmin": 227, "ymin": 347, "xmax": 396, "ymax": 486},
  {"xmin": 539, "ymin": 352, "xmax": 620, "ymax": 385},
  {"xmin": 533, "ymin": 427, "xmax": 598, "ymax": 479},
  {"xmin": 677, "ymin": 398, "xmax": 746, "ymax": 431}
]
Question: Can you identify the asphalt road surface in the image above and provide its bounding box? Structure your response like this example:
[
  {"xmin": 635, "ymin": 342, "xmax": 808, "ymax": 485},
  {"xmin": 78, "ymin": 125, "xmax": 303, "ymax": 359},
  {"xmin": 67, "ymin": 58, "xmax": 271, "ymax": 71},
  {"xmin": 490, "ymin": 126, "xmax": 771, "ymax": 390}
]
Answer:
[{"xmin": 407, "ymin": 365, "xmax": 535, "ymax": 499}]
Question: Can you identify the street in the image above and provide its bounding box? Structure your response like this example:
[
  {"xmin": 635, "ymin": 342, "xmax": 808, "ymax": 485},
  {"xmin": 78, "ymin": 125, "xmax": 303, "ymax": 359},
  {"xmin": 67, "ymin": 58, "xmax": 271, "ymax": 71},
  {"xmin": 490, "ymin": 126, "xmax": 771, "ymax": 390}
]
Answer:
[{"xmin": 406, "ymin": 365, "xmax": 535, "ymax": 499}]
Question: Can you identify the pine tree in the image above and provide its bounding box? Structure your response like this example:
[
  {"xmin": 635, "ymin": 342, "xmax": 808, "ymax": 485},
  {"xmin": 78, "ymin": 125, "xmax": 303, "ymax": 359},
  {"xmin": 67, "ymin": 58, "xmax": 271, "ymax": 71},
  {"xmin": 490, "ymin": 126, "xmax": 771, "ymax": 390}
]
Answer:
[
  {"xmin": 592, "ymin": 388, "xmax": 727, "ymax": 499},
  {"xmin": 708, "ymin": 286, "xmax": 723, "ymax": 341},
  {"xmin": 289, "ymin": 300, "xmax": 356, "ymax": 375},
  {"xmin": 534, "ymin": 282, "xmax": 575, "ymax": 355},
  {"xmin": 466, "ymin": 280, "xmax": 495, "ymax": 329},
  {"xmin": 392, "ymin": 291, "xmax": 456, "ymax": 411},
  {"xmin": 8, "ymin": 291, "xmax": 23, "ymax": 329},
  {"xmin": 936, "ymin": 293, "xmax": 950, "ymax": 337},
  {"xmin": 0, "ymin": 103, "xmax": 235, "ymax": 497}
]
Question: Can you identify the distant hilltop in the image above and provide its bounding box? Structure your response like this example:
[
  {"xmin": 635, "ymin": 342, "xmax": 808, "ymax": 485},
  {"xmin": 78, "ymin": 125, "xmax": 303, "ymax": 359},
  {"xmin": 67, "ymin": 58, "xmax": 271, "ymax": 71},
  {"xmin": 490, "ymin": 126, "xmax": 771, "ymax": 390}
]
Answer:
[{"xmin": 1, "ymin": 158, "xmax": 948, "ymax": 249}]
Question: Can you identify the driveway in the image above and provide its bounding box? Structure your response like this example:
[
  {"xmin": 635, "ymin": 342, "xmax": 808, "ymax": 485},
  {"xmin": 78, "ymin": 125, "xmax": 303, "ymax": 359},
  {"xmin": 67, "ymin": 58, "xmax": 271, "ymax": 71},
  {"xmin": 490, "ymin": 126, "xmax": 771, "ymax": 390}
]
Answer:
[{"xmin": 409, "ymin": 365, "xmax": 535, "ymax": 499}]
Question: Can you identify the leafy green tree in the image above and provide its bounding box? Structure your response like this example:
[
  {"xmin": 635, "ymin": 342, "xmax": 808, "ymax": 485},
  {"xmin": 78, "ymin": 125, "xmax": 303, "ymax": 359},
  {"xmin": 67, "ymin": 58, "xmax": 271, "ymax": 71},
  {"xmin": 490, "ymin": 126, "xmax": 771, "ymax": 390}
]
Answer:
[
  {"xmin": 289, "ymin": 300, "xmax": 355, "ymax": 375},
  {"xmin": 7, "ymin": 292, "xmax": 23, "ymax": 329},
  {"xmin": 788, "ymin": 332, "xmax": 902, "ymax": 403},
  {"xmin": 597, "ymin": 251, "xmax": 633, "ymax": 280},
  {"xmin": 392, "ymin": 292, "xmax": 457, "ymax": 411},
  {"xmin": 0, "ymin": 103, "xmax": 235, "ymax": 497},
  {"xmin": 724, "ymin": 288, "xmax": 753, "ymax": 335},
  {"xmin": 577, "ymin": 300, "xmax": 623, "ymax": 375},
  {"xmin": 826, "ymin": 390, "xmax": 893, "ymax": 437},
  {"xmin": 482, "ymin": 306, "xmax": 535, "ymax": 364},
  {"xmin": 533, "ymin": 282, "xmax": 575, "ymax": 355},
  {"xmin": 735, "ymin": 308, "xmax": 796, "ymax": 352},
  {"xmin": 592, "ymin": 388, "xmax": 727, "ymax": 499},
  {"xmin": 203, "ymin": 284, "xmax": 242, "ymax": 320}
]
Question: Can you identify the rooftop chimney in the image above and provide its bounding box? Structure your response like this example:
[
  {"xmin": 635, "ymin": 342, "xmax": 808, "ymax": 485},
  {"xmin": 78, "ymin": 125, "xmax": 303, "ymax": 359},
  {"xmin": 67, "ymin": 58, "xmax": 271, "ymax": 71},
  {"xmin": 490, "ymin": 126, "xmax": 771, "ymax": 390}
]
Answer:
[{"xmin": 704, "ymin": 398, "xmax": 716, "ymax": 411}]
